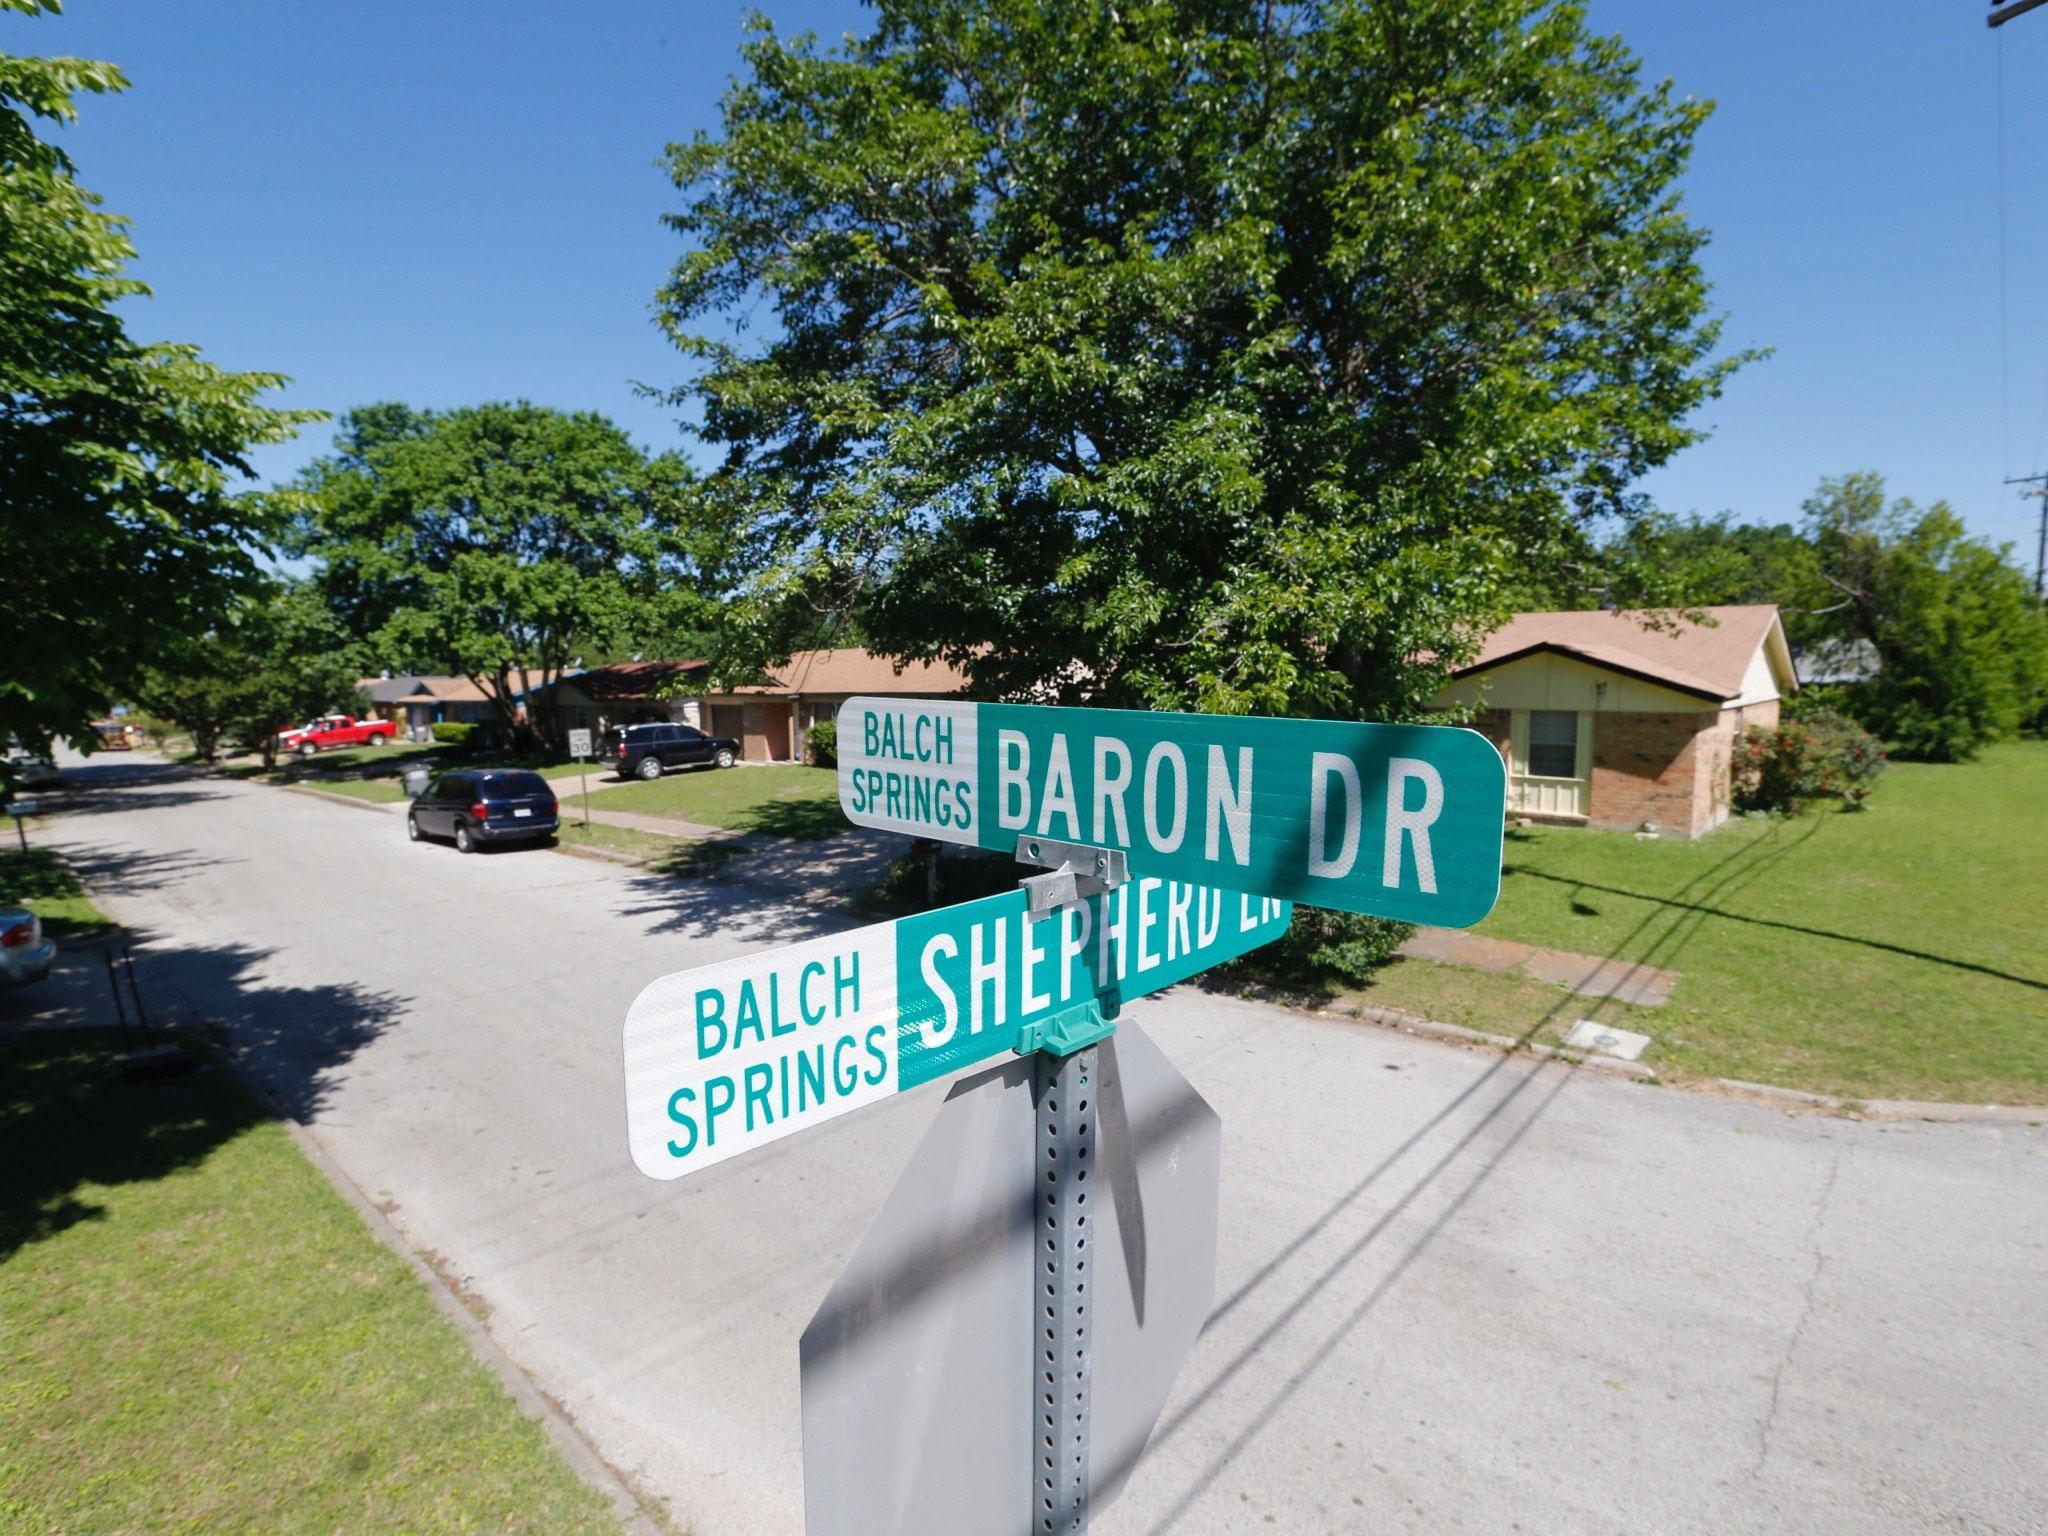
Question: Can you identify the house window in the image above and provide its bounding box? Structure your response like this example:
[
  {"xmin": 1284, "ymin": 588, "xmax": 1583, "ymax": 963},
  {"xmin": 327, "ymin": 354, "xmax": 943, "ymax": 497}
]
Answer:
[{"xmin": 1527, "ymin": 711, "xmax": 1580, "ymax": 778}]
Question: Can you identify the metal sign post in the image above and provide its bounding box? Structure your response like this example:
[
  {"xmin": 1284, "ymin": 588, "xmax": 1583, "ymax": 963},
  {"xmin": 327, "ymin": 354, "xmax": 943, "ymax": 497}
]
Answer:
[
  {"xmin": 7, "ymin": 798, "xmax": 37, "ymax": 853},
  {"xmin": 567, "ymin": 728, "xmax": 593, "ymax": 829},
  {"xmin": 1037, "ymin": 1038, "xmax": 1098, "ymax": 1536}
]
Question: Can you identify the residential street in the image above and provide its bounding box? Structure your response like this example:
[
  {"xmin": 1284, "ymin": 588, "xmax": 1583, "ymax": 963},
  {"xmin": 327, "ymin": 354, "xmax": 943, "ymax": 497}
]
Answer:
[{"xmin": 18, "ymin": 753, "xmax": 2047, "ymax": 1536}]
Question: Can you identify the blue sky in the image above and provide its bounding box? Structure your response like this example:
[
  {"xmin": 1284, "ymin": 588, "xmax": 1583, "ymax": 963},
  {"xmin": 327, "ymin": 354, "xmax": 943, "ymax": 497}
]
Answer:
[{"xmin": 10, "ymin": 0, "xmax": 2047, "ymax": 550}]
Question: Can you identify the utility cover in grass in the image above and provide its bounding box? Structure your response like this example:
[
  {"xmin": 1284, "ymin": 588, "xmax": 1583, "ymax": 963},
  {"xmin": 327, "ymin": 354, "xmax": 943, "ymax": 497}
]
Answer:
[{"xmin": 1563, "ymin": 1019, "xmax": 1652, "ymax": 1061}]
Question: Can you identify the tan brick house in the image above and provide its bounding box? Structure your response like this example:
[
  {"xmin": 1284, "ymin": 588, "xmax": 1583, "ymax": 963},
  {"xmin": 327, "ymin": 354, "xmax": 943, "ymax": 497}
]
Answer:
[
  {"xmin": 699, "ymin": 647, "xmax": 972, "ymax": 763},
  {"xmin": 1431, "ymin": 605, "xmax": 1798, "ymax": 837},
  {"xmin": 535, "ymin": 648, "xmax": 972, "ymax": 764}
]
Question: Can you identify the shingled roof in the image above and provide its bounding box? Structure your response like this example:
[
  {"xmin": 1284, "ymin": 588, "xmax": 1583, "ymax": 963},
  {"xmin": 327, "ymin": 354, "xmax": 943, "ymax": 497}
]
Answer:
[
  {"xmin": 723, "ymin": 647, "xmax": 972, "ymax": 697},
  {"xmin": 1451, "ymin": 605, "xmax": 1791, "ymax": 702},
  {"xmin": 569, "ymin": 660, "xmax": 710, "ymax": 702}
]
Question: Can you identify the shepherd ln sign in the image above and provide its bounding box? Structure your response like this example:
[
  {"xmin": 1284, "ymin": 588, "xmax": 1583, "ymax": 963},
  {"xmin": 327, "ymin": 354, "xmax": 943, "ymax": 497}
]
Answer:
[
  {"xmin": 622, "ymin": 879, "xmax": 1289, "ymax": 1179},
  {"xmin": 836, "ymin": 698, "xmax": 1506, "ymax": 927}
]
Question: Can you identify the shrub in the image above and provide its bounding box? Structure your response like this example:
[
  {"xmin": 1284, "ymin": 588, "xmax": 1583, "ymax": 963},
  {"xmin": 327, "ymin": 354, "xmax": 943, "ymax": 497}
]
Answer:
[
  {"xmin": 807, "ymin": 717, "xmax": 838, "ymax": 767},
  {"xmin": 1226, "ymin": 907, "xmax": 1413, "ymax": 992},
  {"xmin": 430, "ymin": 721, "xmax": 476, "ymax": 747},
  {"xmin": 1801, "ymin": 708, "xmax": 1887, "ymax": 808},
  {"xmin": 1732, "ymin": 715, "xmax": 1885, "ymax": 814},
  {"xmin": 864, "ymin": 844, "xmax": 1016, "ymax": 915}
]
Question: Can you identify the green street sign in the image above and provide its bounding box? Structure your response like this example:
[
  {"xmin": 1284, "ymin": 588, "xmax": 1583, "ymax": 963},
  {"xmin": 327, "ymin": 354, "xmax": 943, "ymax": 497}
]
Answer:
[
  {"xmin": 836, "ymin": 698, "xmax": 1506, "ymax": 927},
  {"xmin": 623, "ymin": 878, "xmax": 1290, "ymax": 1179}
]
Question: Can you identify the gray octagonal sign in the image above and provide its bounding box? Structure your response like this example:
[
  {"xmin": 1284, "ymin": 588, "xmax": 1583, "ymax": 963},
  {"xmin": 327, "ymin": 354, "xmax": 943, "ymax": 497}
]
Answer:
[{"xmin": 800, "ymin": 1020, "xmax": 1220, "ymax": 1536}]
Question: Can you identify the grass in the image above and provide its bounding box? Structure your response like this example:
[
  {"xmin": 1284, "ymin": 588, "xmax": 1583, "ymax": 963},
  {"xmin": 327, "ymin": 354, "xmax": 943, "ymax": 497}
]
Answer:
[
  {"xmin": 568, "ymin": 764, "xmax": 845, "ymax": 840},
  {"xmin": 299, "ymin": 777, "xmax": 409, "ymax": 804},
  {"xmin": 0, "ymin": 1034, "xmax": 625, "ymax": 1534},
  {"xmin": 553, "ymin": 818, "xmax": 745, "ymax": 874},
  {"xmin": 531, "ymin": 760, "xmax": 621, "ymax": 783},
  {"xmin": 1353, "ymin": 741, "xmax": 2048, "ymax": 1104},
  {"xmin": 0, "ymin": 847, "xmax": 118, "ymax": 940}
]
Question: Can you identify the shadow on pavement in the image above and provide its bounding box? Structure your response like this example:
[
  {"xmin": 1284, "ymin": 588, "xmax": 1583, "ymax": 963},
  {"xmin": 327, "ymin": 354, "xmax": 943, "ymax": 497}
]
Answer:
[
  {"xmin": 1132, "ymin": 823, "xmax": 1841, "ymax": 1524},
  {"xmin": 611, "ymin": 862, "xmax": 858, "ymax": 945},
  {"xmin": 45, "ymin": 840, "xmax": 236, "ymax": 899}
]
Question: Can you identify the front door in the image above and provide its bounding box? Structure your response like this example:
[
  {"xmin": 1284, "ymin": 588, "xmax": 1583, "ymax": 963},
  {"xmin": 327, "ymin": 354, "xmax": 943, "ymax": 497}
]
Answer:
[
  {"xmin": 762, "ymin": 702, "xmax": 792, "ymax": 762},
  {"xmin": 1509, "ymin": 710, "xmax": 1591, "ymax": 819}
]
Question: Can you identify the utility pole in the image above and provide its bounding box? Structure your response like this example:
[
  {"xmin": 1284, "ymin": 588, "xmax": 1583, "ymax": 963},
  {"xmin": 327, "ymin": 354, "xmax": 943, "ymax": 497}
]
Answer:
[
  {"xmin": 1992, "ymin": 0, "xmax": 2045, "ymax": 592},
  {"xmin": 2008, "ymin": 473, "xmax": 2048, "ymax": 600}
]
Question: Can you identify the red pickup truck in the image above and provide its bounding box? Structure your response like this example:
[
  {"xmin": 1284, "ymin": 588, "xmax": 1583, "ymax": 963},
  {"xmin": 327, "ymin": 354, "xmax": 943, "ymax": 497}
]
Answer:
[{"xmin": 278, "ymin": 714, "xmax": 395, "ymax": 755}]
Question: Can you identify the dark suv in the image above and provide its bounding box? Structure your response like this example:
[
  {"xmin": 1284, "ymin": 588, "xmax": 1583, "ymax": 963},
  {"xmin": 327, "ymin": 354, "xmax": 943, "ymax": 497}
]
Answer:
[
  {"xmin": 607, "ymin": 722, "xmax": 740, "ymax": 780},
  {"xmin": 407, "ymin": 769, "xmax": 559, "ymax": 853}
]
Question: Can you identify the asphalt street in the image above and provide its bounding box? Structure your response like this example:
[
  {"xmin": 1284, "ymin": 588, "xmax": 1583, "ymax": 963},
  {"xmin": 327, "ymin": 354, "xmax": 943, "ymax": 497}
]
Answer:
[{"xmin": 20, "ymin": 754, "xmax": 2047, "ymax": 1535}]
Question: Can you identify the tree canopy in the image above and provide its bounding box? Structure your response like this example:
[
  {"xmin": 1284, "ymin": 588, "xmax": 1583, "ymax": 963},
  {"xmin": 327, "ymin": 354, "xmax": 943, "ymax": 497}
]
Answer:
[
  {"xmin": 0, "ymin": 0, "xmax": 319, "ymax": 752},
  {"xmin": 657, "ymin": 0, "xmax": 1740, "ymax": 719},
  {"xmin": 135, "ymin": 583, "xmax": 365, "ymax": 767},
  {"xmin": 1799, "ymin": 475, "xmax": 2046, "ymax": 762},
  {"xmin": 292, "ymin": 402, "xmax": 711, "ymax": 733}
]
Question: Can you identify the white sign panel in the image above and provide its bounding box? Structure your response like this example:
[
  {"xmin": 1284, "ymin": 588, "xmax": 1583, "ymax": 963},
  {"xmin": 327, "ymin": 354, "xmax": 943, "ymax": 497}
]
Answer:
[
  {"xmin": 567, "ymin": 727, "xmax": 593, "ymax": 759},
  {"xmin": 620, "ymin": 882, "xmax": 1290, "ymax": 1180}
]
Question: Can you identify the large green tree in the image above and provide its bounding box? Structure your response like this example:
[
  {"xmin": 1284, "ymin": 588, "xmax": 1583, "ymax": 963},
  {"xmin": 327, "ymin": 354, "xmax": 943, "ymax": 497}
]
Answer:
[
  {"xmin": 134, "ymin": 583, "xmax": 364, "ymax": 768},
  {"xmin": 657, "ymin": 0, "xmax": 1741, "ymax": 718},
  {"xmin": 293, "ymin": 403, "xmax": 712, "ymax": 737},
  {"xmin": 0, "ymin": 1, "xmax": 319, "ymax": 752},
  {"xmin": 1801, "ymin": 474, "xmax": 2047, "ymax": 762}
]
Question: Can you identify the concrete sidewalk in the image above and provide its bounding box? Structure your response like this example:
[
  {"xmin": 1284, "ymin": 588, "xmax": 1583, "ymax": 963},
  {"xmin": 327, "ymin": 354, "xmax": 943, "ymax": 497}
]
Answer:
[{"xmin": 1399, "ymin": 924, "xmax": 1681, "ymax": 1005}]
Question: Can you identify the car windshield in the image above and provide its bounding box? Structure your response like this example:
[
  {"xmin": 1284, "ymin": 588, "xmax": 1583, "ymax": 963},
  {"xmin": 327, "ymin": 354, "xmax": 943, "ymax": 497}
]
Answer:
[{"xmin": 479, "ymin": 770, "xmax": 549, "ymax": 797}]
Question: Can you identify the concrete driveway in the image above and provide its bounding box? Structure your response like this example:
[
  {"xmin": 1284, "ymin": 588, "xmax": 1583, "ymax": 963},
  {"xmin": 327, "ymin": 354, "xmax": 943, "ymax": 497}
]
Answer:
[{"xmin": 21, "ymin": 753, "xmax": 2047, "ymax": 1535}]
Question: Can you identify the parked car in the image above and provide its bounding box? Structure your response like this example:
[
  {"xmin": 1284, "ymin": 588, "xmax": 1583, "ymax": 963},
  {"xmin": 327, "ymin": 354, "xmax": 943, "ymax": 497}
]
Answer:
[
  {"xmin": 406, "ymin": 768, "xmax": 559, "ymax": 853},
  {"xmin": 0, "ymin": 906, "xmax": 56, "ymax": 988},
  {"xmin": 606, "ymin": 722, "xmax": 740, "ymax": 780},
  {"xmin": 4, "ymin": 755, "xmax": 61, "ymax": 790},
  {"xmin": 277, "ymin": 714, "xmax": 394, "ymax": 756}
]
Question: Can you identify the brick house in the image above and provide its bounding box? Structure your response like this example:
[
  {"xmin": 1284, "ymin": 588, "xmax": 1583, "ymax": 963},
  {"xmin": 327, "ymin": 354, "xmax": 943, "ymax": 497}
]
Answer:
[
  {"xmin": 535, "ymin": 648, "xmax": 972, "ymax": 763},
  {"xmin": 698, "ymin": 647, "xmax": 972, "ymax": 763},
  {"xmin": 356, "ymin": 675, "xmax": 496, "ymax": 740},
  {"xmin": 1431, "ymin": 605, "xmax": 1798, "ymax": 837}
]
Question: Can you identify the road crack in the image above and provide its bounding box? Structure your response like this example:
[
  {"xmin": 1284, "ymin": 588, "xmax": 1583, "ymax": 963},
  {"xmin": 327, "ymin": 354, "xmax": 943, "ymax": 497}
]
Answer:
[{"xmin": 1752, "ymin": 1145, "xmax": 1842, "ymax": 1478}]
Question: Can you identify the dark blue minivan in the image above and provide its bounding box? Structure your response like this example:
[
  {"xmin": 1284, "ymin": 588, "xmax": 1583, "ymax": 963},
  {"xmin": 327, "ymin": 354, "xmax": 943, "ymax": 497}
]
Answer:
[{"xmin": 407, "ymin": 769, "xmax": 559, "ymax": 853}]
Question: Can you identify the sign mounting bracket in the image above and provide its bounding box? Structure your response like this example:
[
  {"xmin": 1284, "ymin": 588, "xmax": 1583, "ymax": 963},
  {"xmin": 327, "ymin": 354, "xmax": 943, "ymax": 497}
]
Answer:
[{"xmin": 1014, "ymin": 835, "xmax": 1129, "ymax": 918}]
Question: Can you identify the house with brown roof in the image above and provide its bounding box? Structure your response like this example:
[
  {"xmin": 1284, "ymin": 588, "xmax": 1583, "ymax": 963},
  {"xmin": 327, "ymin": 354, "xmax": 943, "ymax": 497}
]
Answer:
[
  {"xmin": 700, "ymin": 648, "xmax": 972, "ymax": 763},
  {"xmin": 535, "ymin": 648, "xmax": 973, "ymax": 763},
  {"xmin": 357, "ymin": 675, "xmax": 496, "ymax": 740},
  {"xmin": 1431, "ymin": 605, "xmax": 1798, "ymax": 837}
]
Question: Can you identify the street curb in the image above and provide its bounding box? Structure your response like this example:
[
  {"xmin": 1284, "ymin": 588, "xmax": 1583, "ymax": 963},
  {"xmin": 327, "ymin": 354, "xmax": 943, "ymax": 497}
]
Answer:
[
  {"xmin": 1328, "ymin": 1004, "xmax": 2045, "ymax": 1124},
  {"xmin": 1337, "ymin": 1002, "xmax": 1657, "ymax": 1080},
  {"xmin": 223, "ymin": 1059, "xmax": 670, "ymax": 1535},
  {"xmin": 281, "ymin": 783, "xmax": 404, "ymax": 814}
]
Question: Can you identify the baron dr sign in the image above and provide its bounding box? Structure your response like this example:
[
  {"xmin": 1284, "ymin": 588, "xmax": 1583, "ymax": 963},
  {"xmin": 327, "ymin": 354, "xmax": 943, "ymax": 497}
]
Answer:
[{"xmin": 837, "ymin": 698, "xmax": 1506, "ymax": 927}]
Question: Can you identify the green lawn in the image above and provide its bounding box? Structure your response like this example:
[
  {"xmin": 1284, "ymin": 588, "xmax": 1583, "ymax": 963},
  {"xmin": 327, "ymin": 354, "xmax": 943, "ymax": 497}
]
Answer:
[
  {"xmin": 554, "ymin": 818, "xmax": 746, "ymax": 873},
  {"xmin": 0, "ymin": 847, "xmax": 118, "ymax": 940},
  {"xmin": 300, "ymin": 777, "xmax": 409, "ymax": 804},
  {"xmin": 533, "ymin": 759, "xmax": 623, "ymax": 783},
  {"xmin": 570, "ymin": 764, "xmax": 845, "ymax": 839},
  {"xmin": 1358, "ymin": 741, "xmax": 2048, "ymax": 1104},
  {"xmin": 0, "ymin": 1035, "xmax": 625, "ymax": 1534}
]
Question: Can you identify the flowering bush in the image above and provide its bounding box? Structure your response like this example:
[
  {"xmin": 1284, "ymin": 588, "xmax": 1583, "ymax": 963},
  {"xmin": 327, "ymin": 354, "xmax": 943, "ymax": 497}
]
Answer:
[{"xmin": 1732, "ymin": 713, "xmax": 1886, "ymax": 814}]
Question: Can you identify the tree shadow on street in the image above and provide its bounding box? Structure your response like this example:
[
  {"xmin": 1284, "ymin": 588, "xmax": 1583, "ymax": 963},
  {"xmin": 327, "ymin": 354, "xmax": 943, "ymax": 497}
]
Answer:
[{"xmin": 1132, "ymin": 822, "xmax": 1838, "ymax": 1529}]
